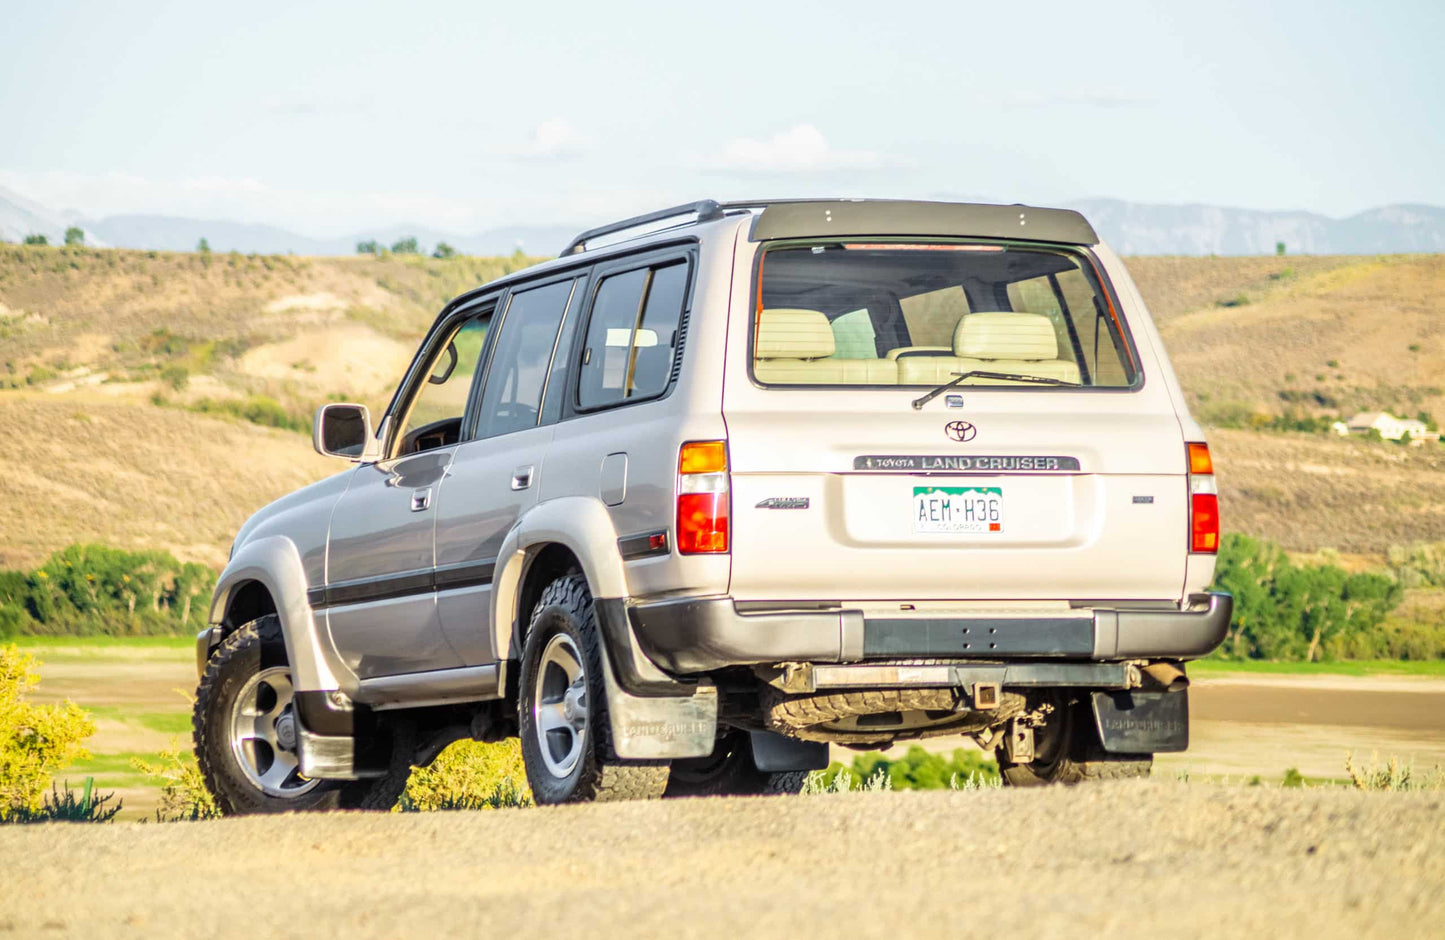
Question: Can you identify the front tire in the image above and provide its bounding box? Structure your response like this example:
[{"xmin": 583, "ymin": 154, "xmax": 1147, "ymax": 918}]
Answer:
[
  {"xmin": 664, "ymin": 731, "xmax": 808, "ymax": 797},
  {"xmin": 517, "ymin": 574, "xmax": 669, "ymax": 804},
  {"xmin": 996, "ymin": 696, "xmax": 1152, "ymax": 786},
  {"xmin": 194, "ymin": 616, "xmax": 412, "ymax": 814}
]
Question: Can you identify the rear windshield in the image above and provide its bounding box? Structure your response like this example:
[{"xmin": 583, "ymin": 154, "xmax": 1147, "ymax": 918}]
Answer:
[{"xmin": 752, "ymin": 242, "xmax": 1138, "ymax": 388}]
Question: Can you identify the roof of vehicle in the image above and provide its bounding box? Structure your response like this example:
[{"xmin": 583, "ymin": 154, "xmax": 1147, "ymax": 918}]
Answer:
[{"xmin": 441, "ymin": 198, "xmax": 1100, "ymax": 314}]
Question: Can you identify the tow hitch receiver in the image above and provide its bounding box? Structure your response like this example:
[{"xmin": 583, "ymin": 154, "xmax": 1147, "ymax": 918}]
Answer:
[{"xmin": 1090, "ymin": 690, "xmax": 1189, "ymax": 753}]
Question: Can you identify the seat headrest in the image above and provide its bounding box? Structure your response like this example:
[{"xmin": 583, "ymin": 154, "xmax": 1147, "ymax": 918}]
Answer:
[
  {"xmin": 954, "ymin": 312, "xmax": 1059, "ymax": 361},
  {"xmin": 757, "ymin": 309, "xmax": 835, "ymax": 360}
]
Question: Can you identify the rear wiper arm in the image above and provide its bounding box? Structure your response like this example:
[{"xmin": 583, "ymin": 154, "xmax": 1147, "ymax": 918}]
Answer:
[{"xmin": 910, "ymin": 370, "xmax": 1081, "ymax": 410}]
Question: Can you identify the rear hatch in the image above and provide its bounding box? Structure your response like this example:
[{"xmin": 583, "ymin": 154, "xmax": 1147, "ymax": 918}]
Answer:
[{"xmin": 721, "ymin": 235, "xmax": 1187, "ymax": 603}]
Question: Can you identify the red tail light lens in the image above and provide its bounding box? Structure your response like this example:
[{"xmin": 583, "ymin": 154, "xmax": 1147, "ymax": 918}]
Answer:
[
  {"xmin": 677, "ymin": 440, "xmax": 730, "ymax": 554},
  {"xmin": 678, "ymin": 492, "xmax": 729, "ymax": 553},
  {"xmin": 1191, "ymin": 492, "xmax": 1220, "ymax": 553}
]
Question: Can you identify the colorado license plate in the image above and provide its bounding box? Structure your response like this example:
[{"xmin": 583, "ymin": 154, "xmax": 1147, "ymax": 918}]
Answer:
[{"xmin": 913, "ymin": 486, "xmax": 1004, "ymax": 534}]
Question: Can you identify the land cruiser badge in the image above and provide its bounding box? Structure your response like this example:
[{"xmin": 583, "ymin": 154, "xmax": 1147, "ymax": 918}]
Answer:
[{"xmin": 756, "ymin": 497, "xmax": 810, "ymax": 510}]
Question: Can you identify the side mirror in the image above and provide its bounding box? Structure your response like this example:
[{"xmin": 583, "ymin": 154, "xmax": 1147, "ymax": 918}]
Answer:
[{"xmin": 313, "ymin": 403, "xmax": 376, "ymax": 460}]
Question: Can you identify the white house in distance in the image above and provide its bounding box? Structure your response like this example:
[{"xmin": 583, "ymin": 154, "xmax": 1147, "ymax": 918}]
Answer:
[{"xmin": 1334, "ymin": 411, "xmax": 1440, "ymax": 444}]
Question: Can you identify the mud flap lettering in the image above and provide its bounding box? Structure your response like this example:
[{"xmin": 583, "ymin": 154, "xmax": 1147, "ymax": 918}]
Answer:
[
  {"xmin": 1090, "ymin": 690, "xmax": 1189, "ymax": 754},
  {"xmin": 598, "ymin": 642, "xmax": 718, "ymax": 759}
]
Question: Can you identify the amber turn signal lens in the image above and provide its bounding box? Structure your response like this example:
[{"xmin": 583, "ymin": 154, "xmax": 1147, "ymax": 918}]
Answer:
[
  {"xmin": 679, "ymin": 440, "xmax": 728, "ymax": 474},
  {"xmin": 1187, "ymin": 442, "xmax": 1213, "ymax": 475}
]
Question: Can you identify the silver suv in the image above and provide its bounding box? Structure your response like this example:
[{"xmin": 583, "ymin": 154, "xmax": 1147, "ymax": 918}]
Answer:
[{"xmin": 193, "ymin": 199, "xmax": 1229, "ymax": 811}]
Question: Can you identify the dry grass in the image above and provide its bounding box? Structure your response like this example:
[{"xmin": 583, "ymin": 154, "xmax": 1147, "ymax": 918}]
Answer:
[
  {"xmin": 1148, "ymin": 254, "xmax": 1445, "ymax": 421},
  {"xmin": 0, "ymin": 397, "xmax": 339, "ymax": 569},
  {"xmin": 1210, "ymin": 427, "xmax": 1445, "ymax": 553},
  {"xmin": 2, "ymin": 249, "xmax": 1443, "ymax": 566}
]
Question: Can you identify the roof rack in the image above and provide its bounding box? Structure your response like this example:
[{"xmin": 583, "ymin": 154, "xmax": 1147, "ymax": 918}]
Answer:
[
  {"xmin": 558, "ymin": 197, "xmax": 1099, "ymax": 256},
  {"xmin": 560, "ymin": 200, "xmax": 725, "ymax": 256}
]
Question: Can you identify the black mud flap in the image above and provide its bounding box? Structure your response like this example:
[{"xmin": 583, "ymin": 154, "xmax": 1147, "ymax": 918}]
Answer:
[{"xmin": 1090, "ymin": 690, "xmax": 1189, "ymax": 754}]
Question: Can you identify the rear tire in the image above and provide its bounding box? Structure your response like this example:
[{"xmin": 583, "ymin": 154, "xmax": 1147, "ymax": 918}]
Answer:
[
  {"xmin": 517, "ymin": 574, "xmax": 670, "ymax": 804},
  {"xmin": 664, "ymin": 731, "xmax": 808, "ymax": 797},
  {"xmin": 194, "ymin": 616, "xmax": 413, "ymax": 815},
  {"xmin": 996, "ymin": 697, "xmax": 1152, "ymax": 786}
]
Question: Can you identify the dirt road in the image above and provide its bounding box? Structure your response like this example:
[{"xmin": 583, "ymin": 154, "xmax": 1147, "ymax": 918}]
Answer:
[{"xmin": 2, "ymin": 782, "xmax": 1441, "ymax": 940}]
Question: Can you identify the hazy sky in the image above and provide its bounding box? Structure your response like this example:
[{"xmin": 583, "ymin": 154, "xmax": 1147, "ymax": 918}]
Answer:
[{"xmin": 2, "ymin": 0, "xmax": 1441, "ymax": 234}]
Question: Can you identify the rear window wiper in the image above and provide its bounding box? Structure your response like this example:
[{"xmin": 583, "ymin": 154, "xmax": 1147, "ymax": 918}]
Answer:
[{"xmin": 910, "ymin": 370, "xmax": 1081, "ymax": 410}]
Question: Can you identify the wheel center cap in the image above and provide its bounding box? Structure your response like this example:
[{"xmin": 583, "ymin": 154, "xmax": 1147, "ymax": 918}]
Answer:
[
  {"xmin": 275, "ymin": 713, "xmax": 297, "ymax": 751},
  {"xmin": 562, "ymin": 686, "xmax": 585, "ymax": 724}
]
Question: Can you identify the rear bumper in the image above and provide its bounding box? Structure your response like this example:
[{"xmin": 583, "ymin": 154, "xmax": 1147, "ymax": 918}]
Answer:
[{"xmin": 629, "ymin": 592, "xmax": 1232, "ymax": 674}]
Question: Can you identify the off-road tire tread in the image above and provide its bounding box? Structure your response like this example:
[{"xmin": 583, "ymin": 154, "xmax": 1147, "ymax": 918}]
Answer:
[
  {"xmin": 997, "ymin": 699, "xmax": 1152, "ymax": 787},
  {"xmin": 763, "ymin": 687, "xmax": 1023, "ymax": 745},
  {"xmin": 194, "ymin": 615, "xmax": 410, "ymax": 814},
  {"xmin": 519, "ymin": 574, "xmax": 669, "ymax": 804}
]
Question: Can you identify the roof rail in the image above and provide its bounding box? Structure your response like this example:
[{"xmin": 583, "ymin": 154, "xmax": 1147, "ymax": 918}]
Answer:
[{"xmin": 560, "ymin": 200, "xmax": 724, "ymax": 256}]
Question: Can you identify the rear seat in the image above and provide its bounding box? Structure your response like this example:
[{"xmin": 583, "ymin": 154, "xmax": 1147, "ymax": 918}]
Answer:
[
  {"xmin": 754, "ymin": 309, "xmax": 898, "ymax": 384},
  {"xmin": 896, "ymin": 312, "xmax": 1081, "ymax": 385}
]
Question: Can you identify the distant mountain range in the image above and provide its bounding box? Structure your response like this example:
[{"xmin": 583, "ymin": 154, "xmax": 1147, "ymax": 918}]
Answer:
[{"xmin": 3, "ymin": 185, "xmax": 1443, "ymax": 256}]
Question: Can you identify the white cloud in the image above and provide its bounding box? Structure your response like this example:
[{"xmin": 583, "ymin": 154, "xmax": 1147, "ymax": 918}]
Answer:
[{"xmin": 711, "ymin": 125, "xmax": 907, "ymax": 174}]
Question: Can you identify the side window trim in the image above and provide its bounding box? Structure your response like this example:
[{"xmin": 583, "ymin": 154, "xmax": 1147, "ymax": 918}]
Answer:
[
  {"xmin": 462, "ymin": 270, "xmax": 581, "ymax": 441},
  {"xmin": 565, "ymin": 245, "xmax": 697, "ymax": 418}
]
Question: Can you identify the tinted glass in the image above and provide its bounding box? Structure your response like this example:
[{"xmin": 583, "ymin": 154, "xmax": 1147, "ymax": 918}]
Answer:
[
  {"xmin": 629, "ymin": 262, "xmax": 688, "ymax": 398},
  {"xmin": 578, "ymin": 261, "xmax": 688, "ymax": 409},
  {"xmin": 475, "ymin": 279, "xmax": 574, "ymax": 439},
  {"xmin": 754, "ymin": 243, "xmax": 1136, "ymax": 388}
]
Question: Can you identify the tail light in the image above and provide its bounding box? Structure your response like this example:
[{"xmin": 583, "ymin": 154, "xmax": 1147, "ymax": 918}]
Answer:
[
  {"xmin": 1187, "ymin": 442, "xmax": 1219, "ymax": 553},
  {"xmin": 677, "ymin": 440, "xmax": 730, "ymax": 554}
]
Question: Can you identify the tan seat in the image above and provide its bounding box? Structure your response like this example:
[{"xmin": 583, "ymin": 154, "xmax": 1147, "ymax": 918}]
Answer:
[
  {"xmin": 885, "ymin": 345, "xmax": 952, "ymax": 360},
  {"xmin": 754, "ymin": 309, "xmax": 898, "ymax": 384},
  {"xmin": 897, "ymin": 312, "xmax": 1081, "ymax": 386}
]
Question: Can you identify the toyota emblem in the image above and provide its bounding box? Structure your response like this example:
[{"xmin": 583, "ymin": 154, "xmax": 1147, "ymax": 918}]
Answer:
[{"xmin": 944, "ymin": 420, "xmax": 977, "ymax": 443}]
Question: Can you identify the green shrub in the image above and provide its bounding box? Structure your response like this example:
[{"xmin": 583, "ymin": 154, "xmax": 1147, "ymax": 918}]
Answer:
[
  {"xmin": 63, "ymin": 227, "xmax": 85, "ymax": 247},
  {"xmin": 399, "ymin": 739, "xmax": 533, "ymax": 812},
  {"xmin": 1345, "ymin": 752, "xmax": 1445, "ymax": 792},
  {"xmin": 5, "ymin": 544, "xmax": 216, "ymax": 637},
  {"xmin": 22, "ymin": 234, "xmax": 48, "ymax": 246},
  {"xmin": 5, "ymin": 778, "xmax": 121, "ymax": 824},
  {"xmin": 810, "ymin": 746, "xmax": 999, "ymax": 792},
  {"xmin": 159, "ymin": 364, "xmax": 189, "ymax": 391},
  {"xmin": 1, "ymin": 646, "xmax": 96, "ymax": 819},
  {"xmin": 1211, "ymin": 534, "xmax": 1404, "ymax": 661},
  {"xmin": 1388, "ymin": 542, "xmax": 1445, "ymax": 588},
  {"xmin": 133, "ymin": 740, "xmax": 220, "ymax": 821},
  {"xmin": 189, "ymin": 396, "xmax": 308, "ymax": 433}
]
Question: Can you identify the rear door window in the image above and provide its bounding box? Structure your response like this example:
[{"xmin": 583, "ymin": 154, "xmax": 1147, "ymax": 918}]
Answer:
[
  {"xmin": 474, "ymin": 278, "xmax": 575, "ymax": 439},
  {"xmin": 577, "ymin": 259, "xmax": 689, "ymax": 409},
  {"xmin": 753, "ymin": 242, "xmax": 1137, "ymax": 388}
]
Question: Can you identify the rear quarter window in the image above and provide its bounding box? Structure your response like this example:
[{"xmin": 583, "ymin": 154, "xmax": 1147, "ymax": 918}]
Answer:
[{"xmin": 577, "ymin": 260, "xmax": 689, "ymax": 409}]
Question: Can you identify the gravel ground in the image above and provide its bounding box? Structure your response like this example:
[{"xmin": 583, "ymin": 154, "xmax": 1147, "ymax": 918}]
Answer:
[{"xmin": 2, "ymin": 782, "xmax": 1441, "ymax": 940}]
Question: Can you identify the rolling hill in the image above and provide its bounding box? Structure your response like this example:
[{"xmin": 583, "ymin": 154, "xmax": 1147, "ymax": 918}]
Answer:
[{"xmin": 0, "ymin": 245, "xmax": 1441, "ymax": 569}]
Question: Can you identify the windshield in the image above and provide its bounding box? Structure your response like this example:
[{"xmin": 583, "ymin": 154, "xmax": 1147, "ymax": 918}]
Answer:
[{"xmin": 752, "ymin": 242, "xmax": 1138, "ymax": 388}]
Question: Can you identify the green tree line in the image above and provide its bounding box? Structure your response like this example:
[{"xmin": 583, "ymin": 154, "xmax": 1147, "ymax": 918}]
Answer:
[
  {"xmin": 0, "ymin": 545, "xmax": 216, "ymax": 638},
  {"xmin": 1209, "ymin": 533, "xmax": 1435, "ymax": 660}
]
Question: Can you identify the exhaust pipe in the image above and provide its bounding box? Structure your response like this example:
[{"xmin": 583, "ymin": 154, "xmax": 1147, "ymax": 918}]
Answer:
[{"xmin": 1140, "ymin": 661, "xmax": 1189, "ymax": 693}]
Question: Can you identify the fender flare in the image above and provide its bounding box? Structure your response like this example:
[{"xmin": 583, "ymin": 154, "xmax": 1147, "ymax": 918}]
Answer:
[
  {"xmin": 209, "ymin": 536, "xmax": 344, "ymax": 693},
  {"xmin": 490, "ymin": 496, "xmax": 630, "ymax": 662}
]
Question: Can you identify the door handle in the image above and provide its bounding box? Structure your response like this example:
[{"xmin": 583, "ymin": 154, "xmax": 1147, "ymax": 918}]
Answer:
[
  {"xmin": 410, "ymin": 487, "xmax": 432, "ymax": 512},
  {"xmin": 511, "ymin": 466, "xmax": 534, "ymax": 491}
]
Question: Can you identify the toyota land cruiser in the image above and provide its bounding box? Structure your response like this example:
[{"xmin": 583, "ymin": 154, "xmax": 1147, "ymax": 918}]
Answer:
[{"xmin": 193, "ymin": 199, "xmax": 1228, "ymax": 811}]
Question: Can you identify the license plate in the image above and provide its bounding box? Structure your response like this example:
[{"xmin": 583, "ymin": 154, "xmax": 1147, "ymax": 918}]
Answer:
[{"xmin": 913, "ymin": 486, "xmax": 1004, "ymax": 534}]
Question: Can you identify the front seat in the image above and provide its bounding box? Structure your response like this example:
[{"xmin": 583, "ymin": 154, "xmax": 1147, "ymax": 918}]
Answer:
[{"xmin": 896, "ymin": 312, "xmax": 1081, "ymax": 385}]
